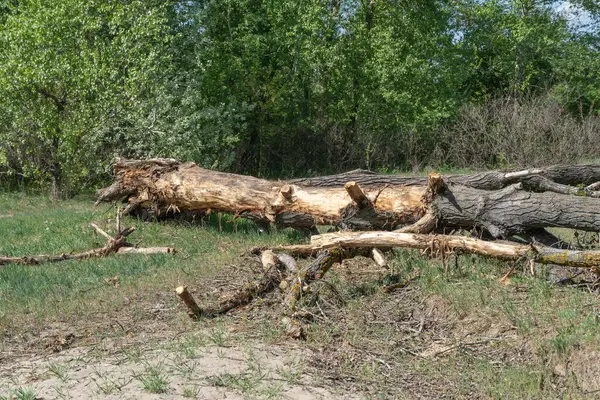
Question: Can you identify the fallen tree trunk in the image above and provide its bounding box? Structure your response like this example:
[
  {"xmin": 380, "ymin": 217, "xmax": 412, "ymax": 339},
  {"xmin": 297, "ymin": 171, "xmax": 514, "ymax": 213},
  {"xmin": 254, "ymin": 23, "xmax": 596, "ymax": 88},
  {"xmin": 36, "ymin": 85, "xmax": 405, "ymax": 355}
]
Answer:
[
  {"xmin": 435, "ymin": 183, "xmax": 600, "ymax": 238},
  {"xmin": 96, "ymin": 158, "xmax": 429, "ymax": 231},
  {"xmin": 97, "ymin": 159, "xmax": 600, "ymax": 235},
  {"xmin": 289, "ymin": 165, "xmax": 600, "ymax": 191}
]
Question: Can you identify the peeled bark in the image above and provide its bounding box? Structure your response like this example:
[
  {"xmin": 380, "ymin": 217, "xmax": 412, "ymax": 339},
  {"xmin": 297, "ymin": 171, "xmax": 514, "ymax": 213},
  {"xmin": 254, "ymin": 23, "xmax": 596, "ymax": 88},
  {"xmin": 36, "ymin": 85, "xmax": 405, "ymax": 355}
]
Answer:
[
  {"xmin": 97, "ymin": 159, "xmax": 600, "ymax": 235},
  {"xmin": 97, "ymin": 158, "xmax": 427, "ymax": 230}
]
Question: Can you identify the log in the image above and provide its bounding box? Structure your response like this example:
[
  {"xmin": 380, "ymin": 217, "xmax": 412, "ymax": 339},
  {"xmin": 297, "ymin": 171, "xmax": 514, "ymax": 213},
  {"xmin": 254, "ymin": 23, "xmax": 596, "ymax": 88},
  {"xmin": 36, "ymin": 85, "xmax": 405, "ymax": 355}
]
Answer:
[
  {"xmin": 117, "ymin": 247, "xmax": 176, "ymax": 255},
  {"xmin": 97, "ymin": 158, "xmax": 427, "ymax": 231},
  {"xmin": 289, "ymin": 164, "xmax": 600, "ymax": 191},
  {"xmin": 175, "ymin": 286, "xmax": 202, "ymax": 318},
  {"xmin": 96, "ymin": 159, "xmax": 600, "ymax": 235},
  {"xmin": 274, "ymin": 231, "xmax": 600, "ymax": 269},
  {"xmin": 435, "ymin": 183, "xmax": 600, "ymax": 238}
]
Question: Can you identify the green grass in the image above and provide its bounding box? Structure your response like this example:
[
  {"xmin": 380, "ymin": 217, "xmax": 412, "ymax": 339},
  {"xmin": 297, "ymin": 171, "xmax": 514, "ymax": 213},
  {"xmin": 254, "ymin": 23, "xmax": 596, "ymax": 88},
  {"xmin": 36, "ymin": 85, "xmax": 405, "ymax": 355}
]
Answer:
[
  {"xmin": 299, "ymin": 248, "xmax": 600, "ymax": 397},
  {"xmin": 0, "ymin": 387, "xmax": 38, "ymax": 400},
  {"xmin": 0, "ymin": 192, "xmax": 301, "ymax": 331},
  {"xmin": 137, "ymin": 364, "xmax": 170, "ymax": 394},
  {"xmin": 2, "ymin": 192, "xmax": 600, "ymax": 398}
]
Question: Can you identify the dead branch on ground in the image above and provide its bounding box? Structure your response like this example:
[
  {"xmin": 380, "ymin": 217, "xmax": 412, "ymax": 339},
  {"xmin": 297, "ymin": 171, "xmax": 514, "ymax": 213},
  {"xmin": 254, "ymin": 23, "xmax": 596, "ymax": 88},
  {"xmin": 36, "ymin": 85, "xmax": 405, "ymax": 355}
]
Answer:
[{"xmin": 0, "ymin": 224, "xmax": 175, "ymax": 266}]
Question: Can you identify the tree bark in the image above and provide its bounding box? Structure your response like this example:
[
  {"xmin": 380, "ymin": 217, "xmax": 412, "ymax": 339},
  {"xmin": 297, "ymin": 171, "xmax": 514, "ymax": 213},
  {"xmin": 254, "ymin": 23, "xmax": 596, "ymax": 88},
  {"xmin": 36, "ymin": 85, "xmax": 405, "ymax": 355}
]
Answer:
[
  {"xmin": 97, "ymin": 159, "xmax": 600, "ymax": 235},
  {"xmin": 434, "ymin": 183, "xmax": 600, "ymax": 238},
  {"xmin": 289, "ymin": 165, "xmax": 600, "ymax": 191}
]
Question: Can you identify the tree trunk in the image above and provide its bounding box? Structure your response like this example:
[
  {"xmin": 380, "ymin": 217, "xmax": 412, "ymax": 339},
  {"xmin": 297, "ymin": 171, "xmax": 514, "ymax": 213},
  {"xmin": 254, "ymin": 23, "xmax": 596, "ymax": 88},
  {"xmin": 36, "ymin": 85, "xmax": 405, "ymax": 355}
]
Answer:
[
  {"xmin": 289, "ymin": 165, "xmax": 600, "ymax": 191},
  {"xmin": 97, "ymin": 159, "xmax": 600, "ymax": 235},
  {"xmin": 50, "ymin": 168, "xmax": 62, "ymax": 201},
  {"xmin": 96, "ymin": 158, "xmax": 428, "ymax": 230},
  {"xmin": 434, "ymin": 183, "xmax": 600, "ymax": 238}
]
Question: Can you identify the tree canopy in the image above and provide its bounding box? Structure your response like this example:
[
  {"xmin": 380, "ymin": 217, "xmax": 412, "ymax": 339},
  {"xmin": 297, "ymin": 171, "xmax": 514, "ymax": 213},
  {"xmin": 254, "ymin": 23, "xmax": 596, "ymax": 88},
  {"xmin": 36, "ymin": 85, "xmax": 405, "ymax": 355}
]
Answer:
[{"xmin": 0, "ymin": 0, "xmax": 598, "ymax": 197}]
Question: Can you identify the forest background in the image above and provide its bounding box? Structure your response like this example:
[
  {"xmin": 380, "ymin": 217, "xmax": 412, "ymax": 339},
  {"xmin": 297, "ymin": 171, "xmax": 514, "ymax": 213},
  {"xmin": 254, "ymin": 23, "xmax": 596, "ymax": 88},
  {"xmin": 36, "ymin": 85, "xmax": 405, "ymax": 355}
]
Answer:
[{"xmin": 0, "ymin": 0, "xmax": 599, "ymax": 198}]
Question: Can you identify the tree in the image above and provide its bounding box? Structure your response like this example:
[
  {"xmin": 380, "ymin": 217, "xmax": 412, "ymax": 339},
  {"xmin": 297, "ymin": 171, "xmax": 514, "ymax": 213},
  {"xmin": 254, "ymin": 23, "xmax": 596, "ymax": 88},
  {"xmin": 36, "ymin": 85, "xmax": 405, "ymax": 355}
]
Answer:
[{"xmin": 0, "ymin": 0, "xmax": 172, "ymax": 198}]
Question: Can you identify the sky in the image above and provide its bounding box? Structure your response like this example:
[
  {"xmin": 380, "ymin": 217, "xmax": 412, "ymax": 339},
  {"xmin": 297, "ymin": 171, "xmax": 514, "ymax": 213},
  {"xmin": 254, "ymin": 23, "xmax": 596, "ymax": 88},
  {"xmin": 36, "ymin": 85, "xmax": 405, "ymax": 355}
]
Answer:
[{"xmin": 554, "ymin": 1, "xmax": 597, "ymax": 32}]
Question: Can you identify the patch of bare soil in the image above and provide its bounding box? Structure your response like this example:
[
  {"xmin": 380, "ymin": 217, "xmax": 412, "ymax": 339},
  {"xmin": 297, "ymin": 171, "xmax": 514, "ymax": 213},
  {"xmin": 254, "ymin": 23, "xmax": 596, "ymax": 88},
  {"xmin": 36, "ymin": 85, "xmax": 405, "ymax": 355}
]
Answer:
[
  {"xmin": 567, "ymin": 348, "xmax": 600, "ymax": 393},
  {"xmin": 0, "ymin": 334, "xmax": 357, "ymax": 399}
]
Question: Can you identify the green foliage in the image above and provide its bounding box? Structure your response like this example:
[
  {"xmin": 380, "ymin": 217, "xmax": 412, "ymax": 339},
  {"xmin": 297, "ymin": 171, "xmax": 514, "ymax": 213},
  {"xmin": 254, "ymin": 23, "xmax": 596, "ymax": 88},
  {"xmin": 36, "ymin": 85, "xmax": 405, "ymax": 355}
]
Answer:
[
  {"xmin": 0, "ymin": 0, "xmax": 599, "ymax": 192},
  {"xmin": 0, "ymin": 0, "xmax": 172, "ymax": 196}
]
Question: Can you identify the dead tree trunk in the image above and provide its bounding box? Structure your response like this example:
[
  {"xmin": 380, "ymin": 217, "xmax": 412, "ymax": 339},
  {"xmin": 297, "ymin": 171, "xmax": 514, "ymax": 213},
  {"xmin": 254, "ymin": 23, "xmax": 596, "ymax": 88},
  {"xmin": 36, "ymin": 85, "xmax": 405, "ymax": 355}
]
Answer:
[
  {"xmin": 289, "ymin": 165, "xmax": 600, "ymax": 191},
  {"xmin": 97, "ymin": 159, "xmax": 600, "ymax": 235},
  {"xmin": 96, "ymin": 159, "xmax": 428, "ymax": 230},
  {"xmin": 434, "ymin": 183, "xmax": 600, "ymax": 238}
]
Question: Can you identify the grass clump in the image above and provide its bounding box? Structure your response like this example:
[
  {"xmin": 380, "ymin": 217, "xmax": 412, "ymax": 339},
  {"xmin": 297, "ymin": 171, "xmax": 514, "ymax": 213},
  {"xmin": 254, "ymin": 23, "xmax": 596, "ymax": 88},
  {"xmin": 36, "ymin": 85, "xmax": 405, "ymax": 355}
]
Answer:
[{"xmin": 137, "ymin": 364, "xmax": 170, "ymax": 394}]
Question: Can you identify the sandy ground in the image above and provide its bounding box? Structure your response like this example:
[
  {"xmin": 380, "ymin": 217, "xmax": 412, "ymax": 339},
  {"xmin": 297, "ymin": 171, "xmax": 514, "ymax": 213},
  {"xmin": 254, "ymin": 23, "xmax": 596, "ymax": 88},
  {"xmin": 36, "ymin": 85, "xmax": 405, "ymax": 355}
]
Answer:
[{"xmin": 0, "ymin": 334, "xmax": 359, "ymax": 399}]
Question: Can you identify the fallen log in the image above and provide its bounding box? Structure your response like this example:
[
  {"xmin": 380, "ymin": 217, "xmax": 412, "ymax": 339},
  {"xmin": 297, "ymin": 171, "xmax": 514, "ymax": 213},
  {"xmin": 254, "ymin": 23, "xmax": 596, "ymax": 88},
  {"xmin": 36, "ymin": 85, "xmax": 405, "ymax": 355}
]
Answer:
[
  {"xmin": 117, "ymin": 247, "xmax": 176, "ymax": 255},
  {"xmin": 272, "ymin": 231, "xmax": 600, "ymax": 269},
  {"xmin": 96, "ymin": 158, "xmax": 428, "ymax": 230},
  {"xmin": 289, "ymin": 164, "xmax": 600, "ymax": 191},
  {"xmin": 435, "ymin": 183, "xmax": 600, "ymax": 238},
  {"xmin": 96, "ymin": 159, "xmax": 600, "ymax": 235}
]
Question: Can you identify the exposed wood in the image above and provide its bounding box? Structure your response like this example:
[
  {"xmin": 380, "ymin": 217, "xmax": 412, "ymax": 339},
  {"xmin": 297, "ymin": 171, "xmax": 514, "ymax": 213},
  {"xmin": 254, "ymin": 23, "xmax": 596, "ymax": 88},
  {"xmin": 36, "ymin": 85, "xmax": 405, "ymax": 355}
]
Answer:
[
  {"xmin": 372, "ymin": 248, "xmax": 388, "ymax": 268},
  {"xmin": 394, "ymin": 210, "xmax": 436, "ymax": 234},
  {"xmin": 97, "ymin": 158, "xmax": 427, "ymax": 231},
  {"xmin": 97, "ymin": 159, "xmax": 600, "ymax": 235},
  {"xmin": 345, "ymin": 181, "xmax": 372, "ymax": 209},
  {"xmin": 261, "ymin": 250, "xmax": 279, "ymax": 270},
  {"xmin": 0, "ymin": 225, "xmax": 172, "ymax": 266},
  {"xmin": 117, "ymin": 247, "xmax": 176, "ymax": 255},
  {"xmin": 90, "ymin": 223, "xmax": 115, "ymax": 242},
  {"xmin": 274, "ymin": 231, "xmax": 600, "ymax": 269},
  {"xmin": 175, "ymin": 286, "xmax": 202, "ymax": 318}
]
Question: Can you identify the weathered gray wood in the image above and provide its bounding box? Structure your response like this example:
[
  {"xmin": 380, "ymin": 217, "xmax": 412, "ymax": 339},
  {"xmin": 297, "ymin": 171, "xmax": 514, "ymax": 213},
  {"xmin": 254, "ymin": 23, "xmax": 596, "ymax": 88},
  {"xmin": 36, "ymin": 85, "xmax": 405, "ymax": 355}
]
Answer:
[
  {"xmin": 290, "ymin": 164, "xmax": 600, "ymax": 191},
  {"xmin": 434, "ymin": 183, "xmax": 600, "ymax": 238}
]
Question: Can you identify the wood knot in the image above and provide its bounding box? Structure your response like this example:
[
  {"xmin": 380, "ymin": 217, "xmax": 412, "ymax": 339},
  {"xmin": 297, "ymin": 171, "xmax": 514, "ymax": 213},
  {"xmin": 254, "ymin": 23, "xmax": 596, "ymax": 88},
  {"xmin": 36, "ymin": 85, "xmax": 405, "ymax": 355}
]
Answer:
[
  {"xmin": 280, "ymin": 185, "xmax": 294, "ymax": 200},
  {"xmin": 427, "ymin": 173, "xmax": 444, "ymax": 194}
]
